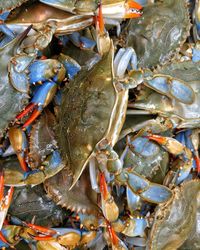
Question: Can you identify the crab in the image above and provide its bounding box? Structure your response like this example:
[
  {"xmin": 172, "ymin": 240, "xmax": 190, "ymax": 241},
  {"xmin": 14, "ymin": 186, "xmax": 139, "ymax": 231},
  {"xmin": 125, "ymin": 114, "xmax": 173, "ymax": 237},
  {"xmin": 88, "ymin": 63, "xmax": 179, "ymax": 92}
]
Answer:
[
  {"xmin": 132, "ymin": 60, "xmax": 200, "ymax": 129},
  {"xmin": 125, "ymin": 0, "xmax": 191, "ymax": 68},
  {"xmin": 148, "ymin": 179, "xmax": 200, "ymax": 250}
]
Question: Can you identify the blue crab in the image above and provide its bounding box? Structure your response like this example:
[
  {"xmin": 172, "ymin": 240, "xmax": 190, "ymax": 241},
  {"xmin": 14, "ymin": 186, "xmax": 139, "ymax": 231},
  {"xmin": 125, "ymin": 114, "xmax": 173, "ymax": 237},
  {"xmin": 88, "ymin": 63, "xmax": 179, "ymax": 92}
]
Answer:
[
  {"xmin": 126, "ymin": 0, "xmax": 191, "ymax": 67},
  {"xmin": 148, "ymin": 180, "xmax": 200, "ymax": 250}
]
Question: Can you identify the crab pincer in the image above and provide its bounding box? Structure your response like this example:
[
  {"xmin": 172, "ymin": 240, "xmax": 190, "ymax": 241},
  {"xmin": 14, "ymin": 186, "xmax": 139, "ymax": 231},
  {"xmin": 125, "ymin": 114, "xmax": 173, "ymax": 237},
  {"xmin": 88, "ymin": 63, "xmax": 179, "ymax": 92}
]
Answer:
[
  {"xmin": 16, "ymin": 81, "xmax": 58, "ymax": 129},
  {"xmin": 25, "ymin": 223, "xmax": 56, "ymax": 241},
  {"xmin": 99, "ymin": 172, "xmax": 119, "ymax": 223},
  {"xmin": 8, "ymin": 127, "xmax": 29, "ymax": 172},
  {"xmin": 146, "ymin": 134, "xmax": 193, "ymax": 184},
  {"xmin": 15, "ymin": 58, "xmax": 66, "ymax": 129}
]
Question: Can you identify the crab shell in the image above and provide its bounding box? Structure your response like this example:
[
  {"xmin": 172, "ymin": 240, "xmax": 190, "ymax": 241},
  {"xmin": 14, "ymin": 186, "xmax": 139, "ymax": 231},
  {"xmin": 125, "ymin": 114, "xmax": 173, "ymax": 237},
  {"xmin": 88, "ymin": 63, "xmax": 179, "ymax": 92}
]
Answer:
[
  {"xmin": 57, "ymin": 42, "xmax": 128, "ymax": 187},
  {"xmin": 147, "ymin": 179, "xmax": 200, "ymax": 250},
  {"xmin": 8, "ymin": 184, "xmax": 66, "ymax": 227},
  {"xmin": 44, "ymin": 167, "xmax": 98, "ymax": 214},
  {"xmin": 29, "ymin": 110, "xmax": 57, "ymax": 169},
  {"xmin": 0, "ymin": 29, "xmax": 30, "ymax": 137},
  {"xmin": 126, "ymin": 0, "xmax": 190, "ymax": 68},
  {"xmin": 0, "ymin": 0, "xmax": 29, "ymax": 12}
]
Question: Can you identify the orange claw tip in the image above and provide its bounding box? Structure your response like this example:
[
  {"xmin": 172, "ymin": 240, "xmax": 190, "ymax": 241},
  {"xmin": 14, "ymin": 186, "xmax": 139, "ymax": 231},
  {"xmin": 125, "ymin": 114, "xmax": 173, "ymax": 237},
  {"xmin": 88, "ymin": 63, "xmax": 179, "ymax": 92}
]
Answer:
[
  {"xmin": 127, "ymin": 0, "xmax": 143, "ymax": 10},
  {"xmin": 29, "ymin": 234, "xmax": 54, "ymax": 241},
  {"xmin": 16, "ymin": 103, "xmax": 35, "ymax": 120},
  {"xmin": 22, "ymin": 109, "xmax": 41, "ymax": 129},
  {"xmin": 0, "ymin": 231, "xmax": 11, "ymax": 246},
  {"xmin": 99, "ymin": 173, "xmax": 109, "ymax": 200},
  {"xmin": 145, "ymin": 135, "xmax": 167, "ymax": 145},
  {"xmin": 17, "ymin": 155, "xmax": 29, "ymax": 172},
  {"xmin": 0, "ymin": 172, "xmax": 4, "ymax": 202},
  {"xmin": 97, "ymin": 2, "xmax": 105, "ymax": 35},
  {"xmin": 194, "ymin": 155, "xmax": 200, "ymax": 174},
  {"xmin": 107, "ymin": 222, "xmax": 119, "ymax": 246},
  {"xmin": 124, "ymin": 12, "xmax": 142, "ymax": 18},
  {"xmin": 26, "ymin": 223, "xmax": 57, "ymax": 236}
]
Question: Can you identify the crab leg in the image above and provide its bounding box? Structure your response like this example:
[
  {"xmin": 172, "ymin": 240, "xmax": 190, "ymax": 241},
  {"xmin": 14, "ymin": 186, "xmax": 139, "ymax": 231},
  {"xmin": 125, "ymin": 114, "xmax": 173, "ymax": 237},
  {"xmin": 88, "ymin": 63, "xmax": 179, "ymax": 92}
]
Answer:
[{"xmin": 0, "ymin": 173, "xmax": 14, "ymax": 230}]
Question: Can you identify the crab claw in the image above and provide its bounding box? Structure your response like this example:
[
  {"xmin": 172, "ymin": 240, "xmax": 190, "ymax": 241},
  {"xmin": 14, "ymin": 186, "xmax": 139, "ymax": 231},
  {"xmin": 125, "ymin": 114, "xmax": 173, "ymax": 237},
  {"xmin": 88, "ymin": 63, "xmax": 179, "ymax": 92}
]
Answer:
[
  {"xmin": 96, "ymin": 2, "xmax": 112, "ymax": 56},
  {"xmin": 0, "ymin": 231, "xmax": 11, "ymax": 248},
  {"xmin": 124, "ymin": 0, "xmax": 143, "ymax": 18},
  {"xmin": 29, "ymin": 59, "xmax": 66, "ymax": 84},
  {"xmin": 28, "ymin": 234, "xmax": 54, "ymax": 241},
  {"xmin": 105, "ymin": 220, "xmax": 119, "ymax": 247},
  {"xmin": 101, "ymin": 0, "xmax": 142, "ymax": 19},
  {"xmin": 99, "ymin": 173, "xmax": 119, "ymax": 222},
  {"xmin": 16, "ymin": 81, "xmax": 57, "ymax": 129},
  {"xmin": 8, "ymin": 127, "xmax": 29, "ymax": 172},
  {"xmin": 0, "ymin": 173, "xmax": 14, "ymax": 230},
  {"xmin": 25, "ymin": 223, "xmax": 57, "ymax": 236},
  {"xmin": 68, "ymin": 32, "xmax": 96, "ymax": 50},
  {"xmin": 146, "ymin": 134, "xmax": 185, "ymax": 155}
]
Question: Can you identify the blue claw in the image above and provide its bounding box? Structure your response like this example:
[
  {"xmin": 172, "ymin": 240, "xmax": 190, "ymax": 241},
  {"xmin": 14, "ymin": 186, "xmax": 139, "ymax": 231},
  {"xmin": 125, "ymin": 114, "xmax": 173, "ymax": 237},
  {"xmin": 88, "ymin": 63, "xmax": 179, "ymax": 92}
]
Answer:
[
  {"xmin": 29, "ymin": 59, "xmax": 66, "ymax": 84},
  {"xmin": 0, "ymin": 11, "xmax": 10, "ymax": 21},
  {"xmin": 0, "ymin": 11, "xmax": 15, "ymax": 47},
  {"xmin": 140, "ymin": 184, "xmax": 172, "ymax": 204},
  {"xmin": 68, "ymin": 32, "xmax": 96, "ymax": 50},
  {"xmin": 58, "ymin": 53, "xmax": 81, "ymax": 80},
  {"xmin": 176, "ymin": 167, "xmax": 192, "ymax": 185},
  {"xmin": 0, "ymin": 24, "xmax": 15, "ymax": 39},
  {"xmin": 175, "ymin": 131, "xmax": 186, "ymax": 146},
  {"xmin": 58, "ymin": 35, "xmax": 69, "ymax": 46},
  {"xmin": 31, "ymin": 81, "xmax": 57, "ymax": 107},
  {"xmin": 127, "ymin": 171, "xmax": 149, "ymax": 194},
  {"xmin": 146, "ymin": 75, "xmax": 195, "ymax": 104},
  {"xmin": 184, "ymin": 130, "xmax": 195, "ymax": 153},
  {"xmin": 126, "ymin": 187, "xmax": 141, "ymax": 211},
  {"xmin": 147, "ymin": 76, "xmax": 169, "ymax": 95},
  {"xmin": 192, "ymin": 47, "xmax": 200, "ymax": 62},
  {"xmin": 175, "ymin": 130, "xmax": 195, "ymax": 184},
  {"xmin": 9, "ymin": 55, "xmax": 35, "ymax": 93},
  {"xmin": 0, "ymin": 23, "xmax": 16, "ymax": 47},
  {"xmin": 23, "ymin": 150, "xmax": 64, "ymax": 185},
  {"xmin": 16, "ymin": 81, "xmax": 57, "ymax": 128},
  {"xmin": 170, "ymin": 79, "xmax": 194, "ymax": 104}
]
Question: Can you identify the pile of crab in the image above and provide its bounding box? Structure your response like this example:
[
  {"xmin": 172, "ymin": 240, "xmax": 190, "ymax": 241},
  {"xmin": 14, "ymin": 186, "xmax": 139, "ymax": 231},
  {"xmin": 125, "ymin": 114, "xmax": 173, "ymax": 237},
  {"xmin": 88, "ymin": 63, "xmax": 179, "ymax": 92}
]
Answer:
[{"xmin": 0, "ymin": 0, "xmax": 199, "ymax": 249}]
